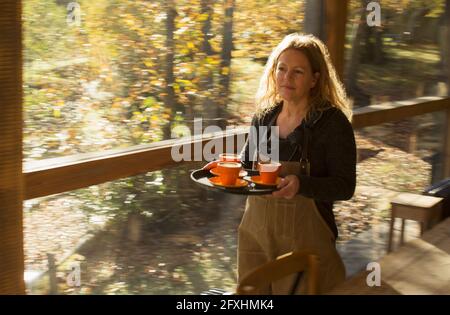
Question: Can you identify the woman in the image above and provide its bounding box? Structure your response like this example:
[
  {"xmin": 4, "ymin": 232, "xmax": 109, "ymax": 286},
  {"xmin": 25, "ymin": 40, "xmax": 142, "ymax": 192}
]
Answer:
[{"xmin": 238, "ymin": 33, "xmax": 356, "ymax": 294}]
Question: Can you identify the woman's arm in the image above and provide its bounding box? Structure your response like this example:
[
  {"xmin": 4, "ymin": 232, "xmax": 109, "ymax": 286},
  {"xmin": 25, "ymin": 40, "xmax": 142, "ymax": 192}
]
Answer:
[{"xmin": 297, "ymin": 113, "xmax": 357, "ymax": 201}]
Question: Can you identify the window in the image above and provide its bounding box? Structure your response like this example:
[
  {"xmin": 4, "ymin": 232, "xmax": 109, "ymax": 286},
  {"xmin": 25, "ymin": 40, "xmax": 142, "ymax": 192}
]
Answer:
[
  {"xmin": 23, "ymin": 0, "xmax": 311, "ymax": 294},
  {"xmin": 345, "ymin": 0, "xmax": 448, "ymax": 106},
  {"xmin": 23, "ymin": 0, "xmax": 306, "ymax": 162}
]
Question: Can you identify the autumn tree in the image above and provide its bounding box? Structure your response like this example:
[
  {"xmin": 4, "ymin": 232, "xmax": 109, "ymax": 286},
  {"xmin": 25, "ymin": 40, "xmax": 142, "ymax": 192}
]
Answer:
[
  {"xmin": 163, "ymin": 0, "xmax": 180, "ymax": 140},
  {"xmin": 200, "ymin": 0, "xmax": 218, "ymax": 121},
  {"xmin": 218, "ymin": 0, "xmax": 235, "ymax": 120}
]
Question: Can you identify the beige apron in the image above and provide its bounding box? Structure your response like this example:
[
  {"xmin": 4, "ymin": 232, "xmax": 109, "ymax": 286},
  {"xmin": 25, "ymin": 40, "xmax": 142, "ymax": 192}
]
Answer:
[{"xmin": 237, "ymin": 161, "xmax": 346, "ymax": 294}]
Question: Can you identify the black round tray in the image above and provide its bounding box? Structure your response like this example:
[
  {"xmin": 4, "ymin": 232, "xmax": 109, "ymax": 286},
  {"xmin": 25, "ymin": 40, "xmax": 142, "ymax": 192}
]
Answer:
[{"xmin": 190, "ymin": 169, "xmax": 279, "ymax": 195}]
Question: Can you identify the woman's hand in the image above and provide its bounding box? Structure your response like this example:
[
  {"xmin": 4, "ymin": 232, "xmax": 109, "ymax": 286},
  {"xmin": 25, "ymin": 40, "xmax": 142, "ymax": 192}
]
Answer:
[{"xmin": 272, "ymin": 175, "xmax": 300, "ymax": 199}]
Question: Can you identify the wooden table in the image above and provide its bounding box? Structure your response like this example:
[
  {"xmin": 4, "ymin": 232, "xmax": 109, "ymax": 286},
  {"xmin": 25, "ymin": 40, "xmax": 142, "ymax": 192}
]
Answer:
[{"xmin": 329, "ymin": 218, "xmax": 450, "ymax": 294}]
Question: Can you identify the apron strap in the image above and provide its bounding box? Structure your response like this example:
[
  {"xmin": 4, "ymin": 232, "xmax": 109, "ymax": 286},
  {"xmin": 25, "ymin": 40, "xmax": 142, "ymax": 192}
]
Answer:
[{"xmin": 299, "ymin": 125, "xmax": 310, "ymax": 176}]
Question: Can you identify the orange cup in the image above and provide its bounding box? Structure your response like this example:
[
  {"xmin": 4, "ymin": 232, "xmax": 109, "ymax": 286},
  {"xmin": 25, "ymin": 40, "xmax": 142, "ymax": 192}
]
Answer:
[
  {"xmin": 217, "ymin": 162, "xmax": 241, "ymax": 185},
  {"xmin": 258, "ymin": 162, "xmax": 281, "ymax": 184},
  {"xmin": 219, "ymin": 153, "xmax": 241, "ymax": 163},
  {"xmin": 214, "ymin": 154, "xmax": 241, "ymax": 176}
]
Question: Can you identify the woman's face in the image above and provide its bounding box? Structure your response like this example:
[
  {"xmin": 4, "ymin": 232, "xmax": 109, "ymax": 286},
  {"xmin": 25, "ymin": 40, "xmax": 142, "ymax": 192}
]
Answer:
[{"xmin": 275, "ymin": 48, "xmax": 318, "ymax": 105}]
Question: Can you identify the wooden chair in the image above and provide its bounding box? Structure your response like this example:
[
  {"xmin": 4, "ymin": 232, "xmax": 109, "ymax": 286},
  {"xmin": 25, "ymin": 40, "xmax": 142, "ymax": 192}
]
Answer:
[{"xmin": 236, "ymin": 251, "xmax": 320, "ymax": 295}]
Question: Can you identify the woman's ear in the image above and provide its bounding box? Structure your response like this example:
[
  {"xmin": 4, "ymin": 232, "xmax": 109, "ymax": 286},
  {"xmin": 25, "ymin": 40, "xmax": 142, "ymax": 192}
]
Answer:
[{"xmin": 311, "ymin": 72, "xmax": 320, "ymax": 89}]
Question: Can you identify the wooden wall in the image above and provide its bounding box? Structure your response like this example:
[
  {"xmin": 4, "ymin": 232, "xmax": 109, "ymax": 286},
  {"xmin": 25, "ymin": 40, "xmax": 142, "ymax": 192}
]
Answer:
[{"xmin": 0, "ymin": 0, "xmax": 25, "ymax": 294}]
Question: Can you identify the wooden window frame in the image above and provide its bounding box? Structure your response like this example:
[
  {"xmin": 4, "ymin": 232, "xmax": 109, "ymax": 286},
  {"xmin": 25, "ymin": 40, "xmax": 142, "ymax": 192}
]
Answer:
[{"xmin": 2, "ymin": 0, "xmax": 450, "ymax": 295}]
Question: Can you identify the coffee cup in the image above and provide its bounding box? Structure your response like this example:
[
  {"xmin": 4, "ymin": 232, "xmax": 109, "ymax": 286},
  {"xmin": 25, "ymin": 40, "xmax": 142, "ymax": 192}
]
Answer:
[
  {"xmin": 258, "ymin": 162, "xmax": 281, "ymax": 184},
  {"xmin": 219, "ymin": 153, "xmax": 241, "ymax": 163},
  {"xmin": 217, "ymin": 162, "xmax": 241, "ymax": 185}
]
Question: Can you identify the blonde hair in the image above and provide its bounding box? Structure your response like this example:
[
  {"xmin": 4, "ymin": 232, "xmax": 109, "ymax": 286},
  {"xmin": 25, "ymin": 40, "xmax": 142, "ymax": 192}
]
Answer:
[{"xmin": 255, "ymin": 33, "xmax": 352, "ymax": 121}]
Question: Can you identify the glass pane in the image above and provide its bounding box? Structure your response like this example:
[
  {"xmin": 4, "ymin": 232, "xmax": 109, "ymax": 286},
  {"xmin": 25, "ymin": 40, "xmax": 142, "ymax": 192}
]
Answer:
[
  {"xmin": 23, "ymin": 0, "xmax": 306, "ymax": 162},
  {"xmin": 345, "ymin": 0, "xmax": 449, "ymax": 107},
  {"xmin": 23, "ymin": 115, "xmax": 447, "ymax": 291},
  {"xmin": 336, "ymin": 111, "xmax": 447, "ymax": 276},
  {"xmin": 339, "ymin": 2, "xmax": 449, "ymax": 275},
  {"xmin": 25, "ymin": 112, "xmax": 446, "ymax": 292},
  {"xmin": 356, "ymin": 111, "xmax": 447, "ymax": 187},
  {"xmin": 24, "ymin": 162, "xmax": 246, "ymax": 294}
]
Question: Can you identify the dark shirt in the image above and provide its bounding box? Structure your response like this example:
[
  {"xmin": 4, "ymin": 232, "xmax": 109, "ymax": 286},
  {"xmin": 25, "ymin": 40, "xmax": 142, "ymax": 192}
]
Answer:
[{"xmin": 241, "ymin": 102, "xmax": 357, "ymax": 239}]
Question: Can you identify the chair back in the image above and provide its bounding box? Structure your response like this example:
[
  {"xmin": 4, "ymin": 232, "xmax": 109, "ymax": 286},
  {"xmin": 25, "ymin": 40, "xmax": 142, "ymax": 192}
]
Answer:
[{"xmin": 236, "ymin": 250, "xmax": 320, "ymax": 295}]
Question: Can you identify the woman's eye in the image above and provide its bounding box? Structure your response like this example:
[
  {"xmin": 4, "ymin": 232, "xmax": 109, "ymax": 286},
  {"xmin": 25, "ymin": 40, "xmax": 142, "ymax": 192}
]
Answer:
[
  {"xmin": 295, "ymin": 70, "xmax": 304, "ymax": 75},
  {"xmin": 277, "ymin": 66, "xmax": 285, "ymax": 71}
]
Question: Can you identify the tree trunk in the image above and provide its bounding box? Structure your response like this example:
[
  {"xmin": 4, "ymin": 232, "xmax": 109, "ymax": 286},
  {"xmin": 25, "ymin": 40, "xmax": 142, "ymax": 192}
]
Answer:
[
  {"xmin": 373, "ymin": 27, "xmax": 384, "ymax": 65},
  {"xmin": 363, "ymin": 26, "xmax": 384, "ymax": 65},
  {"xmin": 219, "ymin": 0, "xmax": 235, "ymax": 118},
  {"xmin": 163, "ymin": 0, "xmax": 179, "ymax": 140},
  {"xmin": 304, "ymin": 0, "xmax": 325, "ymax": 40},
  {"xmin": 201, "ymin": 0, "xmax": 213, "ymax": 56},
  {"xmin": 405, "ymin": 7, "xmax": 430, "ymax": 44},
  {"xmin": 361, "ymin": 26, "xmax": 374, "ymax": 63},
  {"xmin": 345, "ymin": 0, "xmax": 371, "ymax": 107},
  {"xmin": 200, "ymin": 0, "xmax": 217, "ymax": 121}
]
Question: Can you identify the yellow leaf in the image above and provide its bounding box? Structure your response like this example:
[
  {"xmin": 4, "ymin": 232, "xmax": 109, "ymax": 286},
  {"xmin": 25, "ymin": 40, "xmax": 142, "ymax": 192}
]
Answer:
[
  {"xmin": 53, "ymin": 108, "xmax": 61, "ymax": 118},
  {"xmin": 205, "ymin": 56, "xmax": 219, "ymax": 65},
  {"xmin": 144, "ymin": 59, "xmax": 153, "ymax": 67},
  {"xmin": 173, "ymin": 83, "xmax": 181, "ymax": 94},
  {"xmin": 198, "ymin": 13, "xmax": 209, "ymax": 22}
]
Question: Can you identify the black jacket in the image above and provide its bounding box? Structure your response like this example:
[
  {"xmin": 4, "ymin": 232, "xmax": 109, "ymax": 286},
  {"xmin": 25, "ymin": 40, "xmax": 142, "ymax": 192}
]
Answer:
[{"xmin": 241, "ymin": 103, "xmax": 357, "ymax": 239}]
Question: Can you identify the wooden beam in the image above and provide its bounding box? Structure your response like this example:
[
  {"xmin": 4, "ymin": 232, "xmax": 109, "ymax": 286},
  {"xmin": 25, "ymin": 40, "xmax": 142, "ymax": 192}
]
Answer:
[
  {"xmin": 24, "ymin": 129, "xmax": 248, "ymax": 200},
  {"xmin": 23, "ymin": 97, "xmax": 450, "ymax": 201},
  {"xmin": 351, "ymin": 97, "xmax": 450, "ymax": 129},
  {"xmin": 0, "ymin": 0, "xmax": 25, "ymax": 294},
  {"xmin": 325, "ymin": 0, "xmax": 348, "ymax": 79}
]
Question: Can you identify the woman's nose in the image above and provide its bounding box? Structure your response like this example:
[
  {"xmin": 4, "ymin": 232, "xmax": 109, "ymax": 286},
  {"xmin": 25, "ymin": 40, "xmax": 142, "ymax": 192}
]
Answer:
[{"xmin": 283, "ymin": 71, "xmax": 294, "ymax": 81}]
